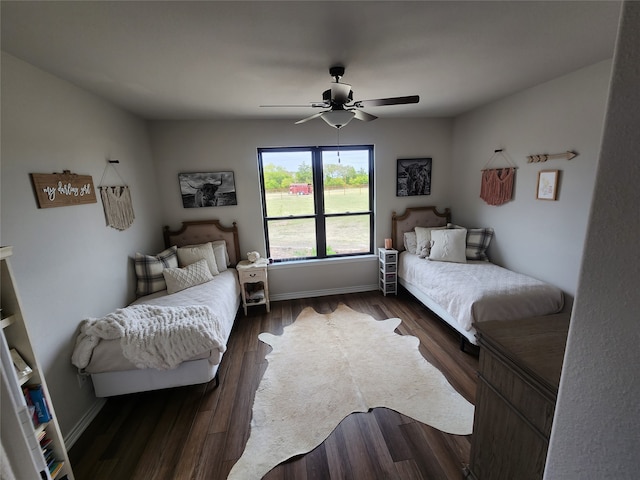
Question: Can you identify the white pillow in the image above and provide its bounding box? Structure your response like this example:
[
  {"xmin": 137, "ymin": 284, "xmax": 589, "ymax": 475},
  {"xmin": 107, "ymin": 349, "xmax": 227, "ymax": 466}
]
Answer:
[
  {"xmin": 212, "ymin": 242, "xmax": 228, "ymax": 272},
  {"xmin": 177, "ymin": 242, "xmax": 219, "ymax": 276},
  {"xmin": 429, "ymin": 229, "xmax": 467, "ymax": 263},
  {"xmin": 212, "ymin": 240, "xmax": 230, "ymax": 266},
  {"xmin": 162, "ymin": 259, "xmax": 214, "ymax": 295},
  {"xmin": 403, "ymin": 231, "xmax": 417, "ymax": 254},
  {"xmin": 414, "ymin": 226, "xmax": 446, "ymax": 258}
]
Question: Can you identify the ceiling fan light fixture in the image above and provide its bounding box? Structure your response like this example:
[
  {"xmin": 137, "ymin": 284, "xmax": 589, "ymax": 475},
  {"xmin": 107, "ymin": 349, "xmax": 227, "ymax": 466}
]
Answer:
[{"xmin": 321, "ymin": 109, "xmax": 355, "ymax": 129}]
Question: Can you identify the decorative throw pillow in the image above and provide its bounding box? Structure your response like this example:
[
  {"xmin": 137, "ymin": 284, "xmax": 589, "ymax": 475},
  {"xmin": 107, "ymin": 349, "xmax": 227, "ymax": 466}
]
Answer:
[
  {"xmin": 429, "ymin": 228, "xmax": 468, "ymax": 263},
  {"xmin": 465, "ymin": 228, "xmax": 494, "ymax": 261},
  {"xmin": 212, "ymin": 240, "xmax": 230, "ymax": 267},
  {"xmin": 212, "ymin": 242, "xmax": 228, "ymax": 272},
  {"xmin": 162, "ymin": 259, "xmax": 214, "ymax": 295},
  {"xmin": 177, "ymin": 242, "xmax": 219, "ymax": 276},
  {"xmin": 403, "ymin": 231, "xmax": 418, "ymax": 254},
  {"xmin": 134, "ymin": 246, "xmax": 178, "ymax": 297},
  {"xmin": 415, "ymin": 226, "xmax": 446, "ymax": 258}
]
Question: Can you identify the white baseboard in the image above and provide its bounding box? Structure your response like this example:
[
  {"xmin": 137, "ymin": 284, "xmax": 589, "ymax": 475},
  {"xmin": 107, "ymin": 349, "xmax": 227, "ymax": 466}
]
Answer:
[
  {"xmin": 270, "ymin": 284, "xmax": 378, "ymax": 302},
  {"xmin": 64, "ymin": 397, "xmax": 107, "ymax": 449}
]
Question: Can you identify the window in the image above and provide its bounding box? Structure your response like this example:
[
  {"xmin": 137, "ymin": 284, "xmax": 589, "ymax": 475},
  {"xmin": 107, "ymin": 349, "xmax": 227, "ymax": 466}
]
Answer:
[{"xmin": 258, "ymin": 146, "xmax": 374, "ymax": 262}]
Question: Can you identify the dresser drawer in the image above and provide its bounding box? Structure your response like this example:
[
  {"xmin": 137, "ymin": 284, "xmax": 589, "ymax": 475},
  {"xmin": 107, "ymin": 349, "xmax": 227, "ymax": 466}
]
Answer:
[
  {"xmin": 479, "ymin": 350, "xmax": 556, "ymax": 438},
  {"xmin": 470, "ymin": 379, "xmax": 549, "ymax": 480},
  {"xmin": 238, "ymin": 269, "xmax": 267, "ymax": 283}
]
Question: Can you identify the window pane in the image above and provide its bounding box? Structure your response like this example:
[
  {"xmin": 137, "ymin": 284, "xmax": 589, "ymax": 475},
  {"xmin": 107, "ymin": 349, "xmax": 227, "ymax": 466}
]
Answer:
[
  {"xmin": 267, "ymin": 218, "xmax": 317, "ymax": 260},
  {"xmin": 325, "ymin": 215, "xmax": 371, "ymax": 255},
  {"xmin": 261, "ymin": 151, "xmax": 314, "ymax": 217},
  {"xmin": 322, "ymin": 150, "xmax": 370, "ymax": 214}
]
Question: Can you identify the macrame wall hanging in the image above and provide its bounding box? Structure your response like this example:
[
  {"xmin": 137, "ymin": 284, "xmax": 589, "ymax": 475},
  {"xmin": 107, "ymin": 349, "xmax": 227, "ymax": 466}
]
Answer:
[
  {"xmin": 98, "ymin": 160, "xmax": 135, "ymax": 231},
  {"xmin": 480, "ymin": 149, "xmax": 517, "ymax": 206}
]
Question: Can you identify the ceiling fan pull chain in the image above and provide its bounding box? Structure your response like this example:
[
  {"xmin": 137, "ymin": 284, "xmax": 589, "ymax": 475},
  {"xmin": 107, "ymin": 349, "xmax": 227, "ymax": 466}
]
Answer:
[{"xmin": 337, "ymin": 129, "xmax": 341, "ymax": 163}]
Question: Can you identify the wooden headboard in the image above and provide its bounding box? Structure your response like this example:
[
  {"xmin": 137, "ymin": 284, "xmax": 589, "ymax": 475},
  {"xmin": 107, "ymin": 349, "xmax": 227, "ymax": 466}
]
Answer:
[
  {"xmin": 391, "ymin": 206, "xmax": 451, "ymax": 252},
  {"xmin": 163, "ymin": 219, "xmax": 241, "ymax": 266}
]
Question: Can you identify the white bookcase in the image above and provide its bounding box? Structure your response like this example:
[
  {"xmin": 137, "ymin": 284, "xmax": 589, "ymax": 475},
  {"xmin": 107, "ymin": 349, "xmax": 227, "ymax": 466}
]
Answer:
[
  {"xmin": 1, "ymin": 246, "xmax": 74, "ymax": 480},
  {"xmin": 378, "ymin": 248, "xmax": 398, "ymax": 296}
]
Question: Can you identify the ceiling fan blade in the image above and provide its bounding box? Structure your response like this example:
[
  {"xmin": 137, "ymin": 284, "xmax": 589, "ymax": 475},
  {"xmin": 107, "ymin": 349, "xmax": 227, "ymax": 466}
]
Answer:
[
  {"xmin": 294, "ymin": 111, "xmax": 326, "ymax": 125},
  {"xmin": 352, "ymin": 109, "xmax": 378, "ymax": 122},
  {"xmin": 260, "ymin": 103, "xmax": 328, "ymax": 108},
  {"xmin": 356, "ymin": 95, "xmax": 420, "ymax": 107}
]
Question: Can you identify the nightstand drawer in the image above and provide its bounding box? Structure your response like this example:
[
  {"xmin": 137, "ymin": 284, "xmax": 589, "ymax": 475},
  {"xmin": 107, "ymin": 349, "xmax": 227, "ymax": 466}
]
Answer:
[{"xmin": 238, "ymin": 269, "xmax": 267, "ymax": 283}]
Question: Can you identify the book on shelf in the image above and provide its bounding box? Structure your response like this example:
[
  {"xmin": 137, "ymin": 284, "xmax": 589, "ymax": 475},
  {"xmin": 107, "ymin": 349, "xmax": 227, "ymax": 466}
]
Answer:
[
  {"xmin": 44, "ymin": 448, "xmax": 55, "ymax": 464},
  {"xmin": 40, "ymin": 437, "xmax": 53, "ymax": 451},
  {"xmin": 25, "ymin": 384, "xmax": 52, "ymax": 424},
  {"xmin": 10, "ymin": 348, "xmax": 33, "ymax": 378},
  {"xmin": 36, "ymin": 425, "xmax": 47, "ymax": 442},
  {"xmin": 49, "ymin": 461, "xmax": 64, "ymax": 478}
]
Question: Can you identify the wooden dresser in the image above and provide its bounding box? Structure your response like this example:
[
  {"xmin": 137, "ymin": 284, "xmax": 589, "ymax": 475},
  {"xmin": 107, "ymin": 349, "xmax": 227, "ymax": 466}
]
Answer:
[{"xmin": 466, "ymin": 314, "xmax": 570, "ymax": 480}]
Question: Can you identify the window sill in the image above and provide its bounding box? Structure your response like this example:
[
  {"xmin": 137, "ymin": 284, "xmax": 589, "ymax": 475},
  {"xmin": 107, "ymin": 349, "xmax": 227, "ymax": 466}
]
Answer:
[{"xmin": 268, "ymin": 254, "xmax": 377, "ymax": 270}]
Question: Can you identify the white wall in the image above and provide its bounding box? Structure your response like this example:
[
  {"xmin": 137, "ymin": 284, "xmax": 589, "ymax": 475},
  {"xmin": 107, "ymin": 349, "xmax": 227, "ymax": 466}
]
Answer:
[
  {"xmin": 450, "ymin": 60, "xmax": 613, "ymax": 302},
  {"xmin": 545, "ymin": 3, "xmax": 640, "ymax": 477},
  {"xmin": 149, "ymin": 118, "xmax": 453, "ymax": 298},
  {"xmin": 0, "ymin": 53, "xmax": 164, "ymax": 439}
]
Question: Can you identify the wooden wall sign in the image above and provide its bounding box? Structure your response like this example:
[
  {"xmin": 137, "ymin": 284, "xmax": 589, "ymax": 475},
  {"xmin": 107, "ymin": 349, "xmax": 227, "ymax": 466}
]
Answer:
[{"xmin": 30, "ymin": 170, "xmax": 97, "ymax": 208}]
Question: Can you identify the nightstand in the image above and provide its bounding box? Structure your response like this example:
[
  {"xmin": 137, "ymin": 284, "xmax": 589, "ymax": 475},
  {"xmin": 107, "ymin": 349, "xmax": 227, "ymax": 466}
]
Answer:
[
  {"xmin": 378, "ymin": 247, "xmax": 398, "ymax": 296},
  {"xmin": 237, "ymin": 259, "xmax": 270, "ymax": 315}
]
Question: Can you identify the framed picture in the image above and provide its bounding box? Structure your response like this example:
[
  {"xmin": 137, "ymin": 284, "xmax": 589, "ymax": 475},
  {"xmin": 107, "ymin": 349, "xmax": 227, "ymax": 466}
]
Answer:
[
  {"xmin": 178, "ymin": 171, "xmax": 237, "ymax": 208},
  {"xmin": 396, "ymin": 158, "xmax": 432, "ymax": 197},
  {"xmin": 536, "ymin": 170, "xmax": 559, "ymax": 201}
]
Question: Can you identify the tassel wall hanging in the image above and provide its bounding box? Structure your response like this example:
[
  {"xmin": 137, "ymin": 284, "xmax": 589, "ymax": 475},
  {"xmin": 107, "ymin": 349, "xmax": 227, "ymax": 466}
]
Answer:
[
  {"xmin": 98, "ymin": 160, "xmax": 135, "ymax": 230},
  {"xmin": 480, "ymin": 149, "xmax": 517, "ymax": 206}
]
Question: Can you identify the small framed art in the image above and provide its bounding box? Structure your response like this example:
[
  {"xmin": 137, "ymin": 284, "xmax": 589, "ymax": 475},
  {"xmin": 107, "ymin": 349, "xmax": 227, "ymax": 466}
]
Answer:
[
  {"xmin": 396, "ymin": 158, "xmax": 432, "ymax": 197},
  {"xmin": 179, "ymin": 171, "xmax": 238, "ymax": 208},
  {"xmin": 536, "ymin": 170, "xmax": 559, "ymax": 201}
]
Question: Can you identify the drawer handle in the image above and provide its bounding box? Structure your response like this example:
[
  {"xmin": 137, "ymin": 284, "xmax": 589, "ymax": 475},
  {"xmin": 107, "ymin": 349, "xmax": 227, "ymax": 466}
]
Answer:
[{"xmin": 249, "ymin": 273, "xmax": 257, "ymax": 277}]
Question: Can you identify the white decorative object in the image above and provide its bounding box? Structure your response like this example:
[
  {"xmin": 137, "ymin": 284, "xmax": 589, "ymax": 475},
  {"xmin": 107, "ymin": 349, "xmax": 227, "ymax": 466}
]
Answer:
[{"xmin": 247, "ymin": 251, "xmax": 261, "ymax": 263}]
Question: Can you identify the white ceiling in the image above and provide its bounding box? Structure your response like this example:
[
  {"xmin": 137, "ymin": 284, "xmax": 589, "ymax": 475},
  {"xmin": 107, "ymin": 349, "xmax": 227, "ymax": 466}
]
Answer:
[{"xmin": 1, "ymin": 1, "xmax": 622, "ymax": 122}]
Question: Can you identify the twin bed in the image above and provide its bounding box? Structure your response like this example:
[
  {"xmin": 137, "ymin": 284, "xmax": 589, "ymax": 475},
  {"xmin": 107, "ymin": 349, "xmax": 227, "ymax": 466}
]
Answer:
[
  {"xmin": 72, "ymin": 209, "xmax": 564, "ymax": 398},
  {"xmin": 392, "ymin": 206, "xmax": 564, "ymax": 347},
  {"xmin": 72, "ymin": 220, "xmax": 242, "ymax": 397}
]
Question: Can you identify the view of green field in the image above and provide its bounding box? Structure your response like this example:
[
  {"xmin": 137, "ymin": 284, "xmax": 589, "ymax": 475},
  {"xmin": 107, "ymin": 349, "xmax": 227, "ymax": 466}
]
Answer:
[{"xmin": 265, "ymin": 186, "xmax": 371, "ymax": 259}]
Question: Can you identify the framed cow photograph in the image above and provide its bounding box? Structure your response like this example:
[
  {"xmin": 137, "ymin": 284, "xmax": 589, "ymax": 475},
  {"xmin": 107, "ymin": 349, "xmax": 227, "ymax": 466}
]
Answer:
[
  {"xmin": 178, "ymin": 171, "xmax": 238, "ymax": 208},
  {"xmin": 396, "ymin": 158, "xmax": 432, "ymax": 197}
]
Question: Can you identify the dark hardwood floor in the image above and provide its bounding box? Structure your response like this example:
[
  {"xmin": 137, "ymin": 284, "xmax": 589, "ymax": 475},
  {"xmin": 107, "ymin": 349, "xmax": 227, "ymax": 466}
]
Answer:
[{"xmin": 69, "ymin": 290, "xmax": 479, "ymax": 479}]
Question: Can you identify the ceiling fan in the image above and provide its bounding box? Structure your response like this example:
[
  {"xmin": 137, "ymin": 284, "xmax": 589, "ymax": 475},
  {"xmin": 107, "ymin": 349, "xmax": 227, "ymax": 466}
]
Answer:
[{"xmin": 261, "ymin": 66, "xmax": 420, "ymax": 129}]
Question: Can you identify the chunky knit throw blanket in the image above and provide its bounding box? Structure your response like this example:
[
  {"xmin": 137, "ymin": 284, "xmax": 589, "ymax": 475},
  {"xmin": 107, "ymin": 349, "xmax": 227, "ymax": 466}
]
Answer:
[{"xmin": 72, "ymin": 305, "xmax": 225, "ymax": 370}]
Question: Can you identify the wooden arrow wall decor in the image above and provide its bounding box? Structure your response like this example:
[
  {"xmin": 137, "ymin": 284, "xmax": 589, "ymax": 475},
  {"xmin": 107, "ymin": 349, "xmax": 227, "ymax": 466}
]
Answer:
[{"xmin": 527, "ymin": 151, "xmax": 578, "ymax": 163}]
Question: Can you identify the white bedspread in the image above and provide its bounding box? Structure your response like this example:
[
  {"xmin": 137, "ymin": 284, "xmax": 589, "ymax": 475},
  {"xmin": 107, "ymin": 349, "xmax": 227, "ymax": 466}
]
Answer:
[
  {"xmin": 72, "ymin": 304, "xmax": 225, "ymax": 370},
  {"xmin": 399, "ymin": 252, "xmax": 564, "ymax": 332},
  {"xmin": 78, "ymin": 269, "xmax": 240, "ymax": 373}
]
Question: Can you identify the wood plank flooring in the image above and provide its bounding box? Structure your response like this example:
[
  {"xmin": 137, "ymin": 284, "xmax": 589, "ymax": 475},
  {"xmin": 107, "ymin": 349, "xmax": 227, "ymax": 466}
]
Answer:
[{"xmin": 69, "ymin": 290, "xmax": 479, "ymax": 479}]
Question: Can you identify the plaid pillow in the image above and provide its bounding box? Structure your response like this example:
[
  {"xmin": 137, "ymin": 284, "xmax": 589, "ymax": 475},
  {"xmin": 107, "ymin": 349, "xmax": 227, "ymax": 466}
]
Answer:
[
  {"xmin": 465, "ymin": 228, "xmax": 494, "ymax": 261},
  {"xmin": 135, "ymin": 246, "xmax": 178, "ymax": 296}
]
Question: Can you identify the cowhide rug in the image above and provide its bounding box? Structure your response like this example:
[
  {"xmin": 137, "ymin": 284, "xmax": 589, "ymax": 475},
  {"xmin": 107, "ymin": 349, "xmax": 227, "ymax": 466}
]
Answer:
[{"xmin": 227, "ymin": 303, "xmax": 474, "ymax": 479}]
